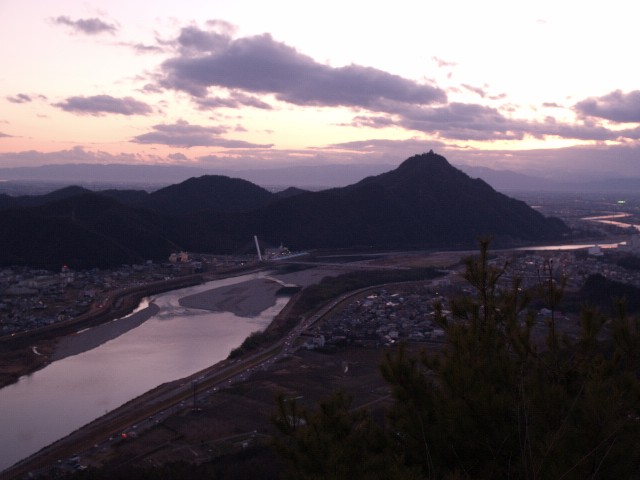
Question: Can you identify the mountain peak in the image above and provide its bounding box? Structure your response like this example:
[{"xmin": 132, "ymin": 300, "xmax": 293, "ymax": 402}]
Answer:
[
  {"xmin": 362, "ymin": 151, "xmax": 468, "ymax": 191},
  {"xmin": 397, "ymin": 150, "xmax": 451, "ymax": 172},
  {"xmin": 140, "ymin": 174, "xmax": 274, "ymax": 214}
]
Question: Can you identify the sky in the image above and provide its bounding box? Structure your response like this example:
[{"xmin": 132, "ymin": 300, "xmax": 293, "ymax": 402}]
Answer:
[{"xmin": 1, "ymin": 0, "xmax": 639, "ymax": 180}]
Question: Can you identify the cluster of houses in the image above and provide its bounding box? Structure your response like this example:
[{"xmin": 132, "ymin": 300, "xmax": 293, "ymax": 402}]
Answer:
[
  {"xmin": 305, "ymin": 248, "xmax": 640, "ymax": 351},
  {"xmin": 505, "ymin": 249, "xmax": 640, "ymax": 290},
  {"xmin": 304, "ymin": 284, "xmax": 450, "ymax": 350},
  {"xmin": 3, "ymin": 245, "xmax": 639, "ymax": 339},
  {"xmin": 0, "ymin": 261, "xmax": 182, "ymax": 336}
]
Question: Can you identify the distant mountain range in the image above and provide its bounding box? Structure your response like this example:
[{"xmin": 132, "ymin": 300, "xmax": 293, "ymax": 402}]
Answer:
[
  {"xmin": 0, "ymin": 163, "xmax": 395, "ymax": 190},
  {"xmin": 1, "ymin": 160, "xmax": 640, "ymax": 194},
  {"xmin": 457, "ymin": 166, "xmax": 640, "ymax": 194},
  {"xmin": 0, "ymin": 152, "xmax": 569, "ymax": 269}
]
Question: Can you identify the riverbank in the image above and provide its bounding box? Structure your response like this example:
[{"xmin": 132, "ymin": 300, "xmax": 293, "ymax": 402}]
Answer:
[
  {"xmin": 51, "ymin": 302, "xmax": 161, "ymax": 362},
  {"xmin": 0, "ymin": 274, "xmax": 205, "ymax": 388},
  {"xmin": 48, "ymin": 277, "xmax": 283, "ymax": 365},
  {"xmin": 0, "ymin": 265, "xmax": 337, "ymax": 389},
  {"xmin": 47, "ymin": 271, "xmax": 334, "ymax": 368},
  {"xmin": 0, "ymin": 265, "xmax": 347, "ymax": 478}
]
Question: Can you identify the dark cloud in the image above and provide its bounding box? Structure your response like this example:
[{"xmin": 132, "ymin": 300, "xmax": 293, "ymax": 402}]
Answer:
[
  {"xmin": 376, "ymin": 102, "xmax": 521, "ymax": 141},
  {"xmin": 52, "ymin": 16, "xmax": 118, "ymax": 35},
  {"xmin": 131, "ymin": 121, "xmax": 273, "ymax": 148},
  {"xmin": 0, "ymin": 131, "xmax": 12, "ymax": 138},
  {"xmin": 542, "ymin": 102, "xmax": 562, "ymax": 108},
  {"xmin": 345, "ymin": 101, "xmax": 640, "ymax": 143},
  {"xmin": 529, "ymin": 122, "xmax": 620, "ymax": 141},
  {"xmin": 54, "ymin": 95, "xmax": 153, "ymax": 116},
  {"xmin": 401, "ymin": 102, "xmax": 503, "ymax": 125},
  {"xmin": 617, "ymin": 126, "xmax": 640, "ymax": 139},
  {"xmin": 176, "ymin": 26, "xmax": 232, "ymax": 54},
  {"xmin": 159, "ymin": 26, "xmax": 635, "ymax": 144},
  {"xmin": 575, "ymin": 90, "xmax": 640, "ymax": 123},
  {"xmin": 348, "ymin": 115, "xmax": 396, "ymax": 129},
  {"xmin": 195, "ymin": 92, "xmax": 272, "ymax": 110},
  {"xmin": 160, "ymin": 29, "xmax": 447, "ymax": 109},
  {"xmin": 7, "ymin": 94, "xmax": 32, "ymax": 104}
]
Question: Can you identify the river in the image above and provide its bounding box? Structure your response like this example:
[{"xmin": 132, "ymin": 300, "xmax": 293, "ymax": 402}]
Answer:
[
  {"xmin": 582, "ymin": 213, "xmax": 640, "ymax": 232},
  {"xmin": 0, "ymin": 271, "xmax": 289, "ymax": 472},
  {"xmin": 516, "ymin": 214, "xmax": 639, "ymax": 252}
]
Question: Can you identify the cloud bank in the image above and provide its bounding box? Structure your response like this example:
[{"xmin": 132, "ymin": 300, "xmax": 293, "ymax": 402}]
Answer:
[
  {"xmin": 54, "ymin": 95, "xmax": 153, "ymax": 116},
  {"xmin": 575, "ymin": 90, "xmax": 640, "ymax": 123},
  {"xmin": 7, "ymin": 94, "xmax": 33, "ymax": 104},
  {"xmin": 159, "ymin": 29, "xmax": 447, "ymax": 110},
  {"xmin": 52, "ymin": 16, "xmax": 118, "ymax": 35},
  {"xmin": 153, "ymin": 26, "xmax": 640, "ymax": 144},
  {"xmin": 131, "ymin": 121, "xmax": 273, "ymax": 148}
]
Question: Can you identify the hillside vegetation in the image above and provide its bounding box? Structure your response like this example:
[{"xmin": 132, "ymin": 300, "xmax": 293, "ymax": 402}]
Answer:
[{"xmin": 0, "ymin": 152, "xmax": 568, "ymax": 269}]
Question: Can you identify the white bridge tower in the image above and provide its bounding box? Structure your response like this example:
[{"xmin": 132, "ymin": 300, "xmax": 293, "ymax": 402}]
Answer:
[{"xmin": 253, "ymin": 235, "xmax": 263, "ymax": 261}]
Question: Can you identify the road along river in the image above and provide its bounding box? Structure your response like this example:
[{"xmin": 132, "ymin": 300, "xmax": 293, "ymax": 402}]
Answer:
[{"xmin": 0, "ymin": 271, "xmax": 290, "ymax": 473}]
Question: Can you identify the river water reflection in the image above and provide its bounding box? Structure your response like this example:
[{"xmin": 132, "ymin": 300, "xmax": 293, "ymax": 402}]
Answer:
[{"xmin": 0, "ymin": 272, "xmax": 288, "ymax": 472}]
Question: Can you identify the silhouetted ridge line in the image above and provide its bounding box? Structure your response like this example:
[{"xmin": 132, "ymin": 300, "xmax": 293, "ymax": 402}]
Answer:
[{"xmin": 0, "ymin": 152, "xmax": 569, "ymax": 269}]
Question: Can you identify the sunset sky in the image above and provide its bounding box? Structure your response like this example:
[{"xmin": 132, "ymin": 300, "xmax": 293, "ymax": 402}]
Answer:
[{"xmin": 1, "ymin": 0, "xmax": 638, "ymax": 180}]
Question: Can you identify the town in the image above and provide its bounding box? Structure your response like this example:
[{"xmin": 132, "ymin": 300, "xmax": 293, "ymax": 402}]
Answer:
[
  {"xmin": 304, "ymin": 241, "xmax": 640, "ymax": 351},
  {"xmin": 3, "ymin": 238, "xmax": 640, "ymax": 339},
  {"xmin": 0, "ymin": 253, "xmax": 250, "ymax": 336}
]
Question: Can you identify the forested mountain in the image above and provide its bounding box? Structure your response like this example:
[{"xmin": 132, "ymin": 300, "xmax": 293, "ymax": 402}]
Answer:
[
  {"xmin": 0, "ymin": 194, "xmax": 178, "ymax": 269},
  {"xmin": 134, "ymin": 175, "xmax": 275, "ymax": 215},
  {"xmin": 0, "ymin": 152, "xmax": 569, "ymax": 269},
  {"xmin": 248, "ymin": 151, "xmax": 567, "ymax": 249},
  {"xmin": 0, "ymin": 186, "xmax": 91, "ymax": 210}
]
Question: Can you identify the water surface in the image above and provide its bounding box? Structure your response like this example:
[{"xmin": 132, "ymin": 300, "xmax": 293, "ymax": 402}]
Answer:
[{"xmin": 0, "ymin": 272, "xmax": 287, "ymax": 472}]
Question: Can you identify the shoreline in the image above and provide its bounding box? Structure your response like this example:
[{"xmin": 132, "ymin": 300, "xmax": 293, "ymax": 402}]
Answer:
[
  {"xmin": 0, "ymin": 266, "xmax": 343, "ymax": 479},
  {"xmin": 0, "ymin": 265, "xmax": 371, "ymax": 479},
  {"xmin": 48, "ymin": 270, "xmax": 339, "ymax": 366},
  {"xmin": 0, "ymin": 274, "xmax": 206, "ymax": 389},
  {"xmin": 49, "ymin": 276, "xmax": 285, "ymax": 364},
  {"xmin": 51, "ymin": 302, "xmax": 161, "ymax": 362}
]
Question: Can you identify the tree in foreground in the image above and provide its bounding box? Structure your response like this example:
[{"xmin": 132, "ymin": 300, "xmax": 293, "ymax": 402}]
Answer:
[
  {"xmin": 272, "ymin": 391, "xmax": 421, "ymax": 480},
  {"xmin": 274, "ymin": 240, "xmax": 640, "ymax": 479}
]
